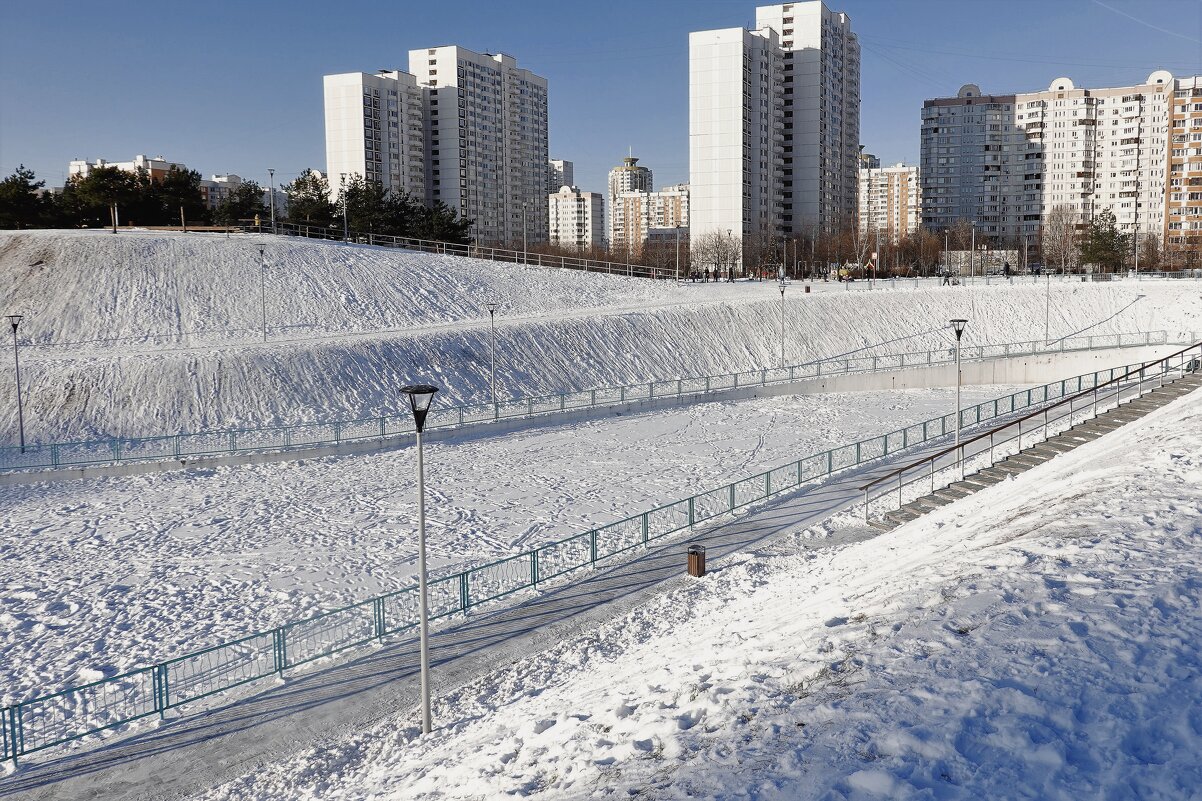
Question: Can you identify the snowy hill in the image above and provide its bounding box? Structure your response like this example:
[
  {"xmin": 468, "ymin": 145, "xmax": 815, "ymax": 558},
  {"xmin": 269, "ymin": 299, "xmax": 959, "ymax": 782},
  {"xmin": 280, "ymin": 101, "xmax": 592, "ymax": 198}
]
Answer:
[{"xmin": 0, "ymin": 230, "xmax": 1199, "ymax": 442}]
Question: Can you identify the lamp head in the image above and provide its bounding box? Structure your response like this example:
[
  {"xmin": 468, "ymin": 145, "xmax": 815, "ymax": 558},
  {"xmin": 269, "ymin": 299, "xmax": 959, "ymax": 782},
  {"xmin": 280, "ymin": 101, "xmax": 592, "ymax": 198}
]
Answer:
[
  {"xmin": 951, "ymin": 318, "xmax": 968, "ymax": 340},
  {"xmin": 485, "ymin": 300, "xmax": 499, "ymax": 314},
  {"xmin": 400, "ymin": 384, "xmax": 439, "ymax": 432},
  {"xmin": 6, "ymin": 314, "xmax": 22, "ymax": 330}
]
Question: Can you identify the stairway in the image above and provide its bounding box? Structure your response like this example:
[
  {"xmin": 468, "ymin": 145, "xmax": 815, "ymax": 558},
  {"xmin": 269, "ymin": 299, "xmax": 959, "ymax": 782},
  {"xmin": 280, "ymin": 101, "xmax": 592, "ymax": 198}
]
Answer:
[{"xmin": 869, "ymin": 370, "xmax": 1202, "ymax": 531}]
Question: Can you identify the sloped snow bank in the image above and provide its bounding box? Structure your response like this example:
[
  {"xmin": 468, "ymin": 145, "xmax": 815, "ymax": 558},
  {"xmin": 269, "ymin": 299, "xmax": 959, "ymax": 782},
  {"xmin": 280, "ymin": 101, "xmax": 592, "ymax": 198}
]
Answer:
[
  {"xmin": 0, "ymin": 229, "xmax": 1198, "ymax": 442},
  {"xmin": 192, "ymin": 386, "xmax": 1202, "ymax": 799}
]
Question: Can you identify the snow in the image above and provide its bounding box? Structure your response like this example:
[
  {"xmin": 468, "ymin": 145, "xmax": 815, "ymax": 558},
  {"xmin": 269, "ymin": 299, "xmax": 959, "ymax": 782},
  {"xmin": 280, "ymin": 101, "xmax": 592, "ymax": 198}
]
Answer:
[
  {"xmin": 1, "ymin": 230, "xmax": 1197, "ymax": 442},
  {"xmin": 188, "ymin": 382, "xmax": 1202, "ymax": 800},
  {"xmin": 0, "ymin": 385, "xmax": 1015, "ymax": 706}
]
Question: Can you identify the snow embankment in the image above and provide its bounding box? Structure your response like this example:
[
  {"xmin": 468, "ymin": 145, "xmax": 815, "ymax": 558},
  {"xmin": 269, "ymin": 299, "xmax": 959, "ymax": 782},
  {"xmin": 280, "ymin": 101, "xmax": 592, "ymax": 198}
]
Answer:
[
  {"xmin": 0, "ymin": 229, "xmax": 1198, "ymax": 442},
  {"xmin": 194, "ymin": 386, "xmax": 1202, "ymax": 799}
]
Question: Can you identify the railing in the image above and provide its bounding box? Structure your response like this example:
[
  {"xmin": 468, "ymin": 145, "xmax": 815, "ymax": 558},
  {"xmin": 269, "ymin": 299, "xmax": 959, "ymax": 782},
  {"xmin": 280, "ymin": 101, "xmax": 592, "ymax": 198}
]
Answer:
[
  {"xmin": 0, "ymin": 330, "xmax": 1185, "ymax": 473},
  {"xmin": 860, "ymin": 341, "xmax": 1202, "ymax": 521},
  {"xmin": 0, "ymin": 358, "xmax": 1171, "ymax": 765},
  {"xmin": 843, "ymin": 269, "xmax": 1202, "ymax": 291},
  {"xmin": 258, "ymin": 221, "xmax": 668, "ymax": 280}
]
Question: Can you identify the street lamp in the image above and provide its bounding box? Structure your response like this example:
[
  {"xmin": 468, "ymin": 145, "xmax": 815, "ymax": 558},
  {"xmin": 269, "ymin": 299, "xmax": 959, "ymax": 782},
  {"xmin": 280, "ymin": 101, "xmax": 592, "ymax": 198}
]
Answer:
[
  {"xmin": 485, "ymin": 300, "xmax": 499, "ymax": 416},
  {"xmin": 267, "ymin": 168, "xmax": 277, "ymax": 235},
  {"xmin": 951, "ymin": 318, "xmax": 968, "ymax": 480},
  {"xmin": 399, "ymin": 383, "xmax": 440, "ymax": 736},
  {"xmin": 255, "ymin": 244, "xmax": 268, "ymax": 342},
  {"xmin": 778, "ymin": 276, "xmax": 787, "ymax": 369},
  {"xmin": 7, "ymin": 315, "xmax": 24, "ymax": 453},
  {"xmin": 675, "ymin": 225, "xmax": 682, "ymax": 282},
  {"xmin": 340, "ymin": 173, "xmax": 349, "ymax": 241}
]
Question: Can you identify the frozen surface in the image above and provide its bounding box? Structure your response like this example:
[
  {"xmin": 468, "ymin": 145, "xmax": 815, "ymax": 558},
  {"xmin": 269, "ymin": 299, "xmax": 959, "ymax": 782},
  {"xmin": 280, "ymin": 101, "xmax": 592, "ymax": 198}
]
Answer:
[
  {"xmin": 188, "ymin": 387, "xmax": 1202, "ymax": 800},
  {"xmin": 1, "ymin": 230, "xmax": 1196, "ymax": 442},
  {"xmin": 0, "ymin": 385, "xmax": 1012, "ymax": 704}
]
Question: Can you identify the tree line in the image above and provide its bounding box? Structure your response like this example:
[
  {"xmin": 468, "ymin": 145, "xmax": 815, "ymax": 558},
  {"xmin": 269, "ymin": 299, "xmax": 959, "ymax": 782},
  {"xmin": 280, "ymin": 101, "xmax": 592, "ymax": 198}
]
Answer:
[{"xmin": 0, "ymin": 165, "xmax": 473, "ymax": 244}]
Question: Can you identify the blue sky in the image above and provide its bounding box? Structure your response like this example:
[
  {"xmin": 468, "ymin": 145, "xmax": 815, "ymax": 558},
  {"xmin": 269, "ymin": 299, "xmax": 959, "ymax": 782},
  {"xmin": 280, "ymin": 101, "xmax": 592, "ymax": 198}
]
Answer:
[{"xmin": 2, "ymin": 0, "xmax": 1200, "ymax": 195}]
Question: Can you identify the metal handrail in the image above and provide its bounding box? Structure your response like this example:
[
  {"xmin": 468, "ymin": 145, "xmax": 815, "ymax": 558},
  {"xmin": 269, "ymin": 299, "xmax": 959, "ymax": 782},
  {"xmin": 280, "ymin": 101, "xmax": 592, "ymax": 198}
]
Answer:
[{"xmin": 860, "ymin": 339, "xmax": 1202, "ymax": 496}]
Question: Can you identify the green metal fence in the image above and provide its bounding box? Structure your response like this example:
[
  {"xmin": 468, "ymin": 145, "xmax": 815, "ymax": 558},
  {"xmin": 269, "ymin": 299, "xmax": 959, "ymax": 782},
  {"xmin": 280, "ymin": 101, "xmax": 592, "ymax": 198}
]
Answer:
[
  {"xmin": 0, "ymin": 358, "xmax": 1160, "ymax": 764},
  {"xmin": 0, "ymin": 330, "xmax": 1183, "ymax": 473}
]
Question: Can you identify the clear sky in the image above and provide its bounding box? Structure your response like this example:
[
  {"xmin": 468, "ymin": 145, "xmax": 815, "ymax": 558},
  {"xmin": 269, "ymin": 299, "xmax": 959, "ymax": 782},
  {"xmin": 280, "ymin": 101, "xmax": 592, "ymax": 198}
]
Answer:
[{"xmin": 2, "ymin": 0, "xmax": 1200, "ymax": 195}]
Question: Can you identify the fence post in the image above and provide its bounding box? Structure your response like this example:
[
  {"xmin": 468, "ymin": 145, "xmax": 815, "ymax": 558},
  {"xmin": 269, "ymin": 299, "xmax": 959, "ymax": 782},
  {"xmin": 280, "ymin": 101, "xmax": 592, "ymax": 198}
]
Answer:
[
  {"xmin": 827, "ymin": 450, "xmax": 833, "ymax": 474},
  {"xmin": 156, "ymin": 664, "xmax": 169, "ymax": 718},
  {"xmin": 113, "ymin": 439, "xmax": 120, "ymax": 462},
  {"xmin": 52, "ymin": 443, "xmax": 61, "ymax": 468},
  {"xmin": 855, "ymin": 442, "xmax": 861, "ymax": 463},
  {"xmin": 374, "ymin": 596, "xmax": 386, "ymax": 640},
  {"xmin": 273, "ymin": 627, "xmax": 287, "ymax": 677},
  {"xmin": 765, "ymin": 470, "xmax": 771, "ymax": 496},
  {"xmin": 531, "ymin": 550, "xmax": 539, "ymax": 589},
  {"xmin": 229, "ymin": 431, "xmax": 236, "ymax": 453},
  {"xmin": 590, "ymin": 530, "xmax": 598, "ymax": 565},
  {"xmin": 333, "ymin": 422, "xmax": 341, "ymax": 444},
  {"xmin": 8, "ymin": 705, "xmax": 19, "ymax": 766},
  {"xmin": 729, "ymin": 483, "xmax": 735, "ymax": 510},
  {"xmin": 688, "ymin": 497, "xmax": 695, "ymax": 526},
  {"xmin": 642, "ymin": 513, "xmax": 649, "ymax": 546}
]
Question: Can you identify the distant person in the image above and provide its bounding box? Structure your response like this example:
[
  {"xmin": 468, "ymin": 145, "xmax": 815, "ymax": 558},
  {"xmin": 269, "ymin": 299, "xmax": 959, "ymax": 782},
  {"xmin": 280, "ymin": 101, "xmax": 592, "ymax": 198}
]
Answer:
[
  {"xmin": 1003, "ymin": 262, "xmax": 1010, "ymax": 277},
  {"xmin": 942, "ymin": 273, "xmax": 952, "ymax": 287}
]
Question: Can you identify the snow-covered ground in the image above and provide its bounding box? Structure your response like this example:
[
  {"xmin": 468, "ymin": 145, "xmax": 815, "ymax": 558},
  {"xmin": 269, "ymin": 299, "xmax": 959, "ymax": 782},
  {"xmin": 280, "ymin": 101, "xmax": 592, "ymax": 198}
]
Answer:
[
  {"xmin": 1, "ymin": 230, "xmax": 1195, "ymax": 442},
  {"xmin": 191, "ymin": 370, "xmax": 1202, "ymax": 800},
  {"xmin": 0, "ymin": 385, "xmax": 1015, "ymax": 706}
]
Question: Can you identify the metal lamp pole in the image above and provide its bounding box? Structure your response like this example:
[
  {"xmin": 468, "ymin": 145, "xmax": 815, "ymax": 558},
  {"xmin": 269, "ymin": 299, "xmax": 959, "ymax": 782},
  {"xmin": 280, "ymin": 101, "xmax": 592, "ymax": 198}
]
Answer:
[
  {"xmin": 256, "ymin": 245, "xmax": 268, "ymax": 342},
  {"xmin": 400, "ymin": 384, "xmax": 439, "ymax": 735},
  {"xmin": 675, "ymin": 226, "xmax": 681, "ymax": 282},
  {"xmin": 7, "ymin": 315, "xmax": 24, "ymax": 453},
  {"xmin": 267, "ymin": 169, "xmax": 277, "ymax": 235},
  {"xmin": 778, "ymin": 277, "xmax": 787, "ymax": 369},
  {"xmin": 951, "ymin": 318, "xmax": 968, "ymax": 480},
  {"xmin": 340, "ymin": 173, "xmax": 349, "ymax": 241},
  {"xmin": 485, "ymin": 300, "xmax": 498, "ymax": 416}
]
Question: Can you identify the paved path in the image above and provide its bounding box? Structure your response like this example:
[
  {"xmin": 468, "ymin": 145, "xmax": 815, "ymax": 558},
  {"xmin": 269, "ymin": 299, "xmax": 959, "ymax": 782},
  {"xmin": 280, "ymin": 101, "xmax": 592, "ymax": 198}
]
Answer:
[{"xmin": 0, "ymin": 431, "xmax": 1001, "ymax": 801}]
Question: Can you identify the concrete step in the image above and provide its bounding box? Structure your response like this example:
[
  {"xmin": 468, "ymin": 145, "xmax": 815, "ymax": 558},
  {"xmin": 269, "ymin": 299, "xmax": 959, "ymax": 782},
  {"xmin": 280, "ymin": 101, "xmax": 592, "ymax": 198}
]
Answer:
[
  {"xmin": 958, "ymin": 475, "xmax": 1002, "ymax": 489},
  {"xmin": 911, "ymin": 494, "xmax": 953, "ymax": 511},
  {"xmin": 1003, "ymin": 454, "xmax": 1045, "ymax": 468},
  {"xmin": 885, "ymin": 509, "xmax": 922, "ymax": 526},
  {"xmin": 868, "ymin": 518, "xmax": 898, "ymax": 532},
  {"xmin": 936, "ymin": 483, "xmax": 975, "ymax": 498},
  {"xmin": 1033, "ymin": 441, "xmax": 1077, "ymax": 455},
  {"xmin": 980, "ymin": 465, "xmax": 1023, "ymax": 480}
]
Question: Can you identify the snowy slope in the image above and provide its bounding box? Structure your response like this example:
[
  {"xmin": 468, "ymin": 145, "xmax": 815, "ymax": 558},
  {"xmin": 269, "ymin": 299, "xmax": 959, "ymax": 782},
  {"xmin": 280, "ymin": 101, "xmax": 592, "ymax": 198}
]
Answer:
[
  {"xmin": 0, "ymin": 385, "xmax": 1014, "ymax": 705},
  {"xmin": 1, "ymin": 230, "xmax": 1198, "ymax": 442},
  {"xmin": 189, "ymin": 386, "xmax": 1202, "ymax": 800}
]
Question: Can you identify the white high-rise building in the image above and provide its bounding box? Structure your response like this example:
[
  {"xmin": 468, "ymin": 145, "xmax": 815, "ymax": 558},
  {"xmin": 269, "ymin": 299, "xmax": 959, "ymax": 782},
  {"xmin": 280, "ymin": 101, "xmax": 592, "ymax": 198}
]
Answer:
[
  {"xmin": 548, "ymin": 185, "xmax": 604, "ymax": 251},
  {"xmin": 688, "ymin": 26, "xmax": 783, "ymax": 270},
  {"xmin": 323, "ymin": 71, "xmax": 426, "ymax": 200},
  {"xmin": 547, "ymin": 159, "xmax": 573, "ymax": 193},
  {"xmin": 756, "ymin": 2, "xmax": 860, "ymax": 235},
  {"xmin": 409, "ymin": 46, "xmax": 549, "ymax": 245},
  {"xmin": 690, "ymin": 2, "xmax": 859, "ymax": 270},
  {"xmin": 858, "ymin": 163, "xmax": 921, "ymax": 244},
  {"xmin": 921, "ymin": 71, "xmax": 1189, "ymax": 257}
]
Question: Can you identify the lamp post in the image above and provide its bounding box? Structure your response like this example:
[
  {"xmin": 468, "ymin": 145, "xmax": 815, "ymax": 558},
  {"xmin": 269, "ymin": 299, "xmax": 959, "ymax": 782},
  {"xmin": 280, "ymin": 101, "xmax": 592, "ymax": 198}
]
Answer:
[
  {"xmin": 485, "ymin": 300, "xmax": 499, "ymax": 415},
  {"xmin": 675, "ymin": 225, "xmax": 682, "ymax": 282},
  {"xmin": 267, "ymin": 169, "xmax": 277, "ymax": 235},
  {"xmin": 951, "ymin": 319, "xmax": 968, "ymax": 480},
  {"xmin": 340, "ymin": 173, "xmax": 349, "ymax": 241},
  {"xmin": 400, "ymin": 383, "xmax": 439, "ymax": 736},
  {"xmin": 970, "ymin": 222, "xmax": 976, "ymax": 284},
  {"xmin": 778, "ymin": 276, "xmax": 787, "ymax": 369},
  {"xmin": 255, "ymin": 244, "xmax": 268, "ymax": 342},
  {"xmin": 7, "ymin": 315, "xmax": 24, "ymax": 453},
  {"xmin": 522, "ymin": 201, "xmax": 528, "ymax": 265}
]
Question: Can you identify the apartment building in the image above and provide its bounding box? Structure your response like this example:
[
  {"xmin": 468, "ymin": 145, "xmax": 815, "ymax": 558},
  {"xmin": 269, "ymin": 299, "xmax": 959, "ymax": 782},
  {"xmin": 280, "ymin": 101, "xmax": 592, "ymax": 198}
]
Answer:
[
  {"xmin": 548, "ymin": 185, "xmax": 604, "ymax": 251},
  {"xmin": 612, "ymin": 183, "xmax": 690, "ymax": 255},
  {"xmin": 323, "ymin": 71, "xmax": 426, "ymax": 201},
  {"xmin": 547, "ymin": 159, "xmax": 573, "ymax": 193},
  {"xmin": 66, "ymin": 155, "xmax": 283, "ymax": 213},
  {"xmin": 858, "ymin": 163, "xmax": 920, "ymax": 243},
  {"xmin": 690, "ymin": 2, "xmax": 860, "ymax": 270},
  {"xmin": 607, "ymin": 156, "xmax": 653, "ymax": 251},
  {"xmin": 922, "ymin": 71, "xmax": 1188, "ymax": 258},
  {"xmin": 1168, "ymin": 76, "xmax": 1202, "ymax": 263},
  {"xmin": 408, "ymin": 47, "xmax": 549, "ymax": 245}
]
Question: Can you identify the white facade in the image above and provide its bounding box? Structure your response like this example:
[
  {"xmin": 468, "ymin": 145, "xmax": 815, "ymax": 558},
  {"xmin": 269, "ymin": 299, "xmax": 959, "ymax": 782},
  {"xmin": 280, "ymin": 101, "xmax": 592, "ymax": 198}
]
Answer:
[
  {"xmin": 688, "ymin": 26, "xmax": 783, "ymax": 269},
  {"xmin": 858, "ymin": 163, "xmax": 920, "ymax": 243},
  {"xmin": 68, "ymin": 154, "xmax": 187, "ymax": 180},
  {"xmin": 547, "ymin": 159, "xmax": 574, "ymax": 193},
  {"xmin": 922, "ymin": 72, "xmax": 1186, "ymax": 255},
  {"xmin": 409, "ymin": 47, "xmax": 549, "ymax": 245},
  {"xmin": 548, "ymin": 185, "xmax": 604, "ymax": 251},
  {"xmin": 323, "ymin": 71, "xmax": 426, "ymax": 201}
]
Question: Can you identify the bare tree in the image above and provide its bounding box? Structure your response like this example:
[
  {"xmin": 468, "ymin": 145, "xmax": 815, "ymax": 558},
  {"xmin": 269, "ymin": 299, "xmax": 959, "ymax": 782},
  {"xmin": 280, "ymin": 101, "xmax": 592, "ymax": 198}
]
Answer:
[
  {"xmin": 1138, "ymin": 232, "xmax": 1160, "ymax": 271},
  {"xmin": 1041, "ymin": 204, "xmax": 1078, "ymax": 273},
  {"xmin": 692, "ymin": 230, "xmax": 742, "ymax": 279}
]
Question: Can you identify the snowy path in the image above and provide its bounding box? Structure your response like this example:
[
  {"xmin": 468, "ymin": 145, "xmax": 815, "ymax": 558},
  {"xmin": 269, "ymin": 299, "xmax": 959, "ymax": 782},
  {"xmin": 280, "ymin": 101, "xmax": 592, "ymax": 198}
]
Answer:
[{"xmin": 0, "ymin": 425, "xmax": 976, "ymax": 800}]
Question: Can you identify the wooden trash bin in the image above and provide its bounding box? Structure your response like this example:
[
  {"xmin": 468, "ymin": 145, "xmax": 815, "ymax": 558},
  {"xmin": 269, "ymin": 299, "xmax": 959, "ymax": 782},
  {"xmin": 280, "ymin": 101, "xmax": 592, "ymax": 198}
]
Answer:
[{"xmin": 687, "ymin": 544, "xmax": 706, "ymax": 577}]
